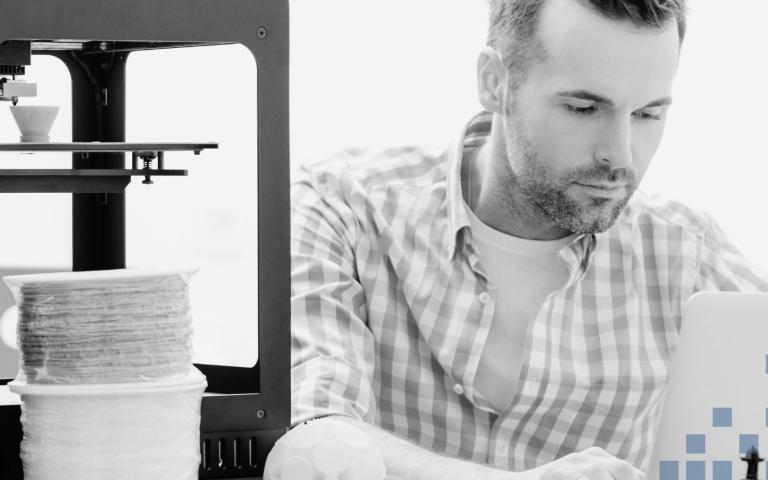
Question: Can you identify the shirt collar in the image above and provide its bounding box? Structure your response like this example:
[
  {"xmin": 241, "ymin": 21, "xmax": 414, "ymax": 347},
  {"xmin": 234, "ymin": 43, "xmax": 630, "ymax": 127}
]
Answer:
[
  {"xmin": 446, "ymin": 111, "xmax": 492, "ymax": 259},
  {"xmin": 445, "ymin": 111, "xmax": 597, "ymax": 269}
]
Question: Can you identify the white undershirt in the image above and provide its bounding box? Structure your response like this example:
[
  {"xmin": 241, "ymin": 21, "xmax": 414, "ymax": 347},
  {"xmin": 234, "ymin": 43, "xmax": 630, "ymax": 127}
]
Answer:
[{"xmin": 465, "ymin": 201, "xmax": 575, "ymax": 413}]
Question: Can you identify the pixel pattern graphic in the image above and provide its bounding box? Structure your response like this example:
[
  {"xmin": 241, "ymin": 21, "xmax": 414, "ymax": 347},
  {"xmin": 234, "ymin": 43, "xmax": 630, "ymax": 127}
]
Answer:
[
  {"xmin": 657, "ymin": 354, "xmax": 768, "ymax": 480},
  {"xmin": 658, "ymin": 407, "xmax": 761, "ymax": 480}
]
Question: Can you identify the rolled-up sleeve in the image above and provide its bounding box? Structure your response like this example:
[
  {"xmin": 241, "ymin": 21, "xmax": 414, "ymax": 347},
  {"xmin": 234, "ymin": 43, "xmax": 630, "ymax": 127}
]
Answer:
[
  {"xmin": 695, "ymin": 214, "xmax": 768, "ymax": 292},
  {"xmin": 291, "ymin": 164, "xmax": 377, "ymax": 425}
]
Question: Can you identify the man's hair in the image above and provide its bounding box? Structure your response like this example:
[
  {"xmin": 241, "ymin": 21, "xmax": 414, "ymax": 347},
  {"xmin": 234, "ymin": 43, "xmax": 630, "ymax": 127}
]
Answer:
[{"xmin": 487, "ymin": 0, "xmax": 687, "ymax": 90}]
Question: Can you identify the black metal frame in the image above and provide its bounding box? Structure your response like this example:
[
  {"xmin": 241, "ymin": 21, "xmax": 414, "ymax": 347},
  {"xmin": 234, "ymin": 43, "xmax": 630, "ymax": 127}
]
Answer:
[{"xmin": 0, "ymin": 1, "xmax": 290, "ymax": 478}]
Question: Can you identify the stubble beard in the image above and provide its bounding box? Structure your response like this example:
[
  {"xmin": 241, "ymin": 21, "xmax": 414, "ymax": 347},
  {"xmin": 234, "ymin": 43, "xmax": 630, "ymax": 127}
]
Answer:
[{"xmin": 501, "ymin": 114, "xmax": 637, "ymax": 235}]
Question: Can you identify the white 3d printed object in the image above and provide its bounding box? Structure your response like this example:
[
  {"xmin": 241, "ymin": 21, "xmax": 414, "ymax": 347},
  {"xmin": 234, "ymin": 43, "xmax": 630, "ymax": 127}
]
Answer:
[
  {"xmin": 9, "ymin": 370, "xmax": 206, "ymax": 480},
  {"xmin": 7, "ymin": 269, "xmax": 194, "ymax": 384},
  {"xmin": 9, "ymin": 105, "xmax": 59, "ymax": 142},
  {"xmin": 264, "ymin": 417, "xmax": 386, "ymax": 480},
  {"xmin": 4, "ymin": 268, "xmax": 206, "ymax": 480}
]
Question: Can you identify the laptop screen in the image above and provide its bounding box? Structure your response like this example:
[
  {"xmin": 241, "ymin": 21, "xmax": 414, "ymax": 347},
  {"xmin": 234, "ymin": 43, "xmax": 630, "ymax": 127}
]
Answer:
[{"xmin": 648, "ymin": 292, "xmax": 768, "ymax": 480}]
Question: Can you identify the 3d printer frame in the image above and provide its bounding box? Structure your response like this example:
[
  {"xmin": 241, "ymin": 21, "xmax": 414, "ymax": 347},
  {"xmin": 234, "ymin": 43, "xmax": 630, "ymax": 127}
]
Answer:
[{"xmin": 0, "ymin": 1, "xmax": 290, "ymax": 479}]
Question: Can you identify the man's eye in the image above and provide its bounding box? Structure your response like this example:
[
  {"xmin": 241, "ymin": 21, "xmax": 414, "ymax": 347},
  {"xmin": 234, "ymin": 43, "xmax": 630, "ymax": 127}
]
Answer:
[
  {"xmin": 566, "ymin": 104, "xmax": 597, "ymax": 115},
  {"xmin": 634, "ymin": 109, "xmax": 663, "ymax": 121}
]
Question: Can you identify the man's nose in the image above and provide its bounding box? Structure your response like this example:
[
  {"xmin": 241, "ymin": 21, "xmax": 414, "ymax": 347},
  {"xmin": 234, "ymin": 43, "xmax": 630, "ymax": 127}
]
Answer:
[{"xmin": 593, "ymin": 118, "xmax": 633, "ymax": 170}]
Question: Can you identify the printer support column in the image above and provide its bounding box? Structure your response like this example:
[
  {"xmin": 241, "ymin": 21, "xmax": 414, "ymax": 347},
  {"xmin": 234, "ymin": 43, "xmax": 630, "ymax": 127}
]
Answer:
[{"xmin": 59, "ymin": 50, "xmax": 128, "ymax": 271}]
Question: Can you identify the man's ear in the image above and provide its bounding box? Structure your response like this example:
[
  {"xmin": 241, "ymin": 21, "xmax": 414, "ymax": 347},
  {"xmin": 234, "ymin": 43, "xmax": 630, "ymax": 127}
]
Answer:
[{"xmin": 477, "ymin": 46, "xmax": 508, "ymax": 114}]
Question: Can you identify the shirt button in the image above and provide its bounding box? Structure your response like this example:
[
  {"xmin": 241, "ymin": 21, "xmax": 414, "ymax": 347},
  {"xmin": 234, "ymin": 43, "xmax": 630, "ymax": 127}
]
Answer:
[
  {"xmin": 496, "ymin": 441, "xmax": 508, "ymax": 454},
  {"xmin": 478, "ymin": 292, "xmax": 491, "ymax": 304},
  {"xmin": 453, "ymin": 383, "xmax": 465, "ymax": 395}
]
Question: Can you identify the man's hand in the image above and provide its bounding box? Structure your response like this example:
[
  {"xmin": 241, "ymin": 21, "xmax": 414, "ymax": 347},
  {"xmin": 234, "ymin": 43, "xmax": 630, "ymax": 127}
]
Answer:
[{"xmin": 517, "ymin": 447, "xmax": 645, "ymax": 480}]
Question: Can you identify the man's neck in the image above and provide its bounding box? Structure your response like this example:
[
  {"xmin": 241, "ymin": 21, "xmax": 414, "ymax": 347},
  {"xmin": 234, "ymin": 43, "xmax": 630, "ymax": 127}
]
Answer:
[{"xmin": 468, "ymin": 117, "xmax": 571, "ymax": 241}]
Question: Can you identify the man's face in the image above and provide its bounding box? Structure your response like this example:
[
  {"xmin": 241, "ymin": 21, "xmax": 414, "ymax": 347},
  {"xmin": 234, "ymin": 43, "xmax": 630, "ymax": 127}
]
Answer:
[{"xmin": 501, "ymin": 0, "xmax": 681, "ymax": 234}]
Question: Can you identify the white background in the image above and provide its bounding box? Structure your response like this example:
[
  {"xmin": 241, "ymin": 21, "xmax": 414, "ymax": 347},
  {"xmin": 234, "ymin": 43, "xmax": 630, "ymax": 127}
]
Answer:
[{"xmin": 1, "ymin": 1, "xmax": 767, "ymax": 364}]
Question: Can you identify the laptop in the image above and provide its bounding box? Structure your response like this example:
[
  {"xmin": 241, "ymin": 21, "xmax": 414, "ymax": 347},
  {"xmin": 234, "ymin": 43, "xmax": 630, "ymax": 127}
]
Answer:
[{"xmin": 648, "ymin": 292, "xmax": 768, "ymax": 480}]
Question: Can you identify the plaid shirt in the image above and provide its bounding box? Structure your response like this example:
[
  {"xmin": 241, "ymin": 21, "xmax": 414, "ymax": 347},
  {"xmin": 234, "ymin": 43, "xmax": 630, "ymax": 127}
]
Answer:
[{"xmin": 290, "ymin": 112, "xmax": 768, "ymax": 471}]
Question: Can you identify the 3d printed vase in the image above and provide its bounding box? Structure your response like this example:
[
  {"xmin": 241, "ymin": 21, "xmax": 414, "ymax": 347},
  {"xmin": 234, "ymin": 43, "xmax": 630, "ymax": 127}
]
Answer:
[{"xmin": 9, "ymin": 105, "xmax": 59, "ymax": 142}]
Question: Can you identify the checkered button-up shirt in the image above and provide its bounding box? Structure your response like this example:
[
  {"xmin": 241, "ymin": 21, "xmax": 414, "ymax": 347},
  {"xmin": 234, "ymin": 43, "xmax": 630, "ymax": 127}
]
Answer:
[{"xmin": 290, "ymin": 112, "xmax": 768, "ymax": 471}]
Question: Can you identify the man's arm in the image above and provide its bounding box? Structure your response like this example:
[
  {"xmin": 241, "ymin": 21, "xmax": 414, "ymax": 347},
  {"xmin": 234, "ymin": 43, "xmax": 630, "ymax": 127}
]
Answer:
[
  {"xmin": 291, "ymin": 164, "xmax": 378, "ymax": 424},
  {"xmin": 282, "ymin": 415, "xmax": 645, "ymax": 480},
  {"xmin": 331, "ymin": 416, "xmax": 514, "ymax": 480},
  {"xmin": 290, "ymin": 165, "xmax": 519, "ymax": 478}
]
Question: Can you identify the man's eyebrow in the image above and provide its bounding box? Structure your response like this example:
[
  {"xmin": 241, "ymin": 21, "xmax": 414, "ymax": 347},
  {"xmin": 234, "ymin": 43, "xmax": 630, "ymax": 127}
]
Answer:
[
  {"xmin": 557, "ymin": 90, "xmax": 614, "ymax": 106},
  {"xmin": 557, "ymin": 90, "xmax": 673, "ymax": 109},
  {"xmin": 643, "ymin": 97, "xmax": 673, "ymax": 108}
]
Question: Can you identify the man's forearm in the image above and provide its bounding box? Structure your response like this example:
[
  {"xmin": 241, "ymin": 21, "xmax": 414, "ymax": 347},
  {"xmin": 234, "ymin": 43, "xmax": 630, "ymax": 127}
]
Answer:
[{"xmin": 329, "ymin": 416, "xmax": 515, "ymax": 480}]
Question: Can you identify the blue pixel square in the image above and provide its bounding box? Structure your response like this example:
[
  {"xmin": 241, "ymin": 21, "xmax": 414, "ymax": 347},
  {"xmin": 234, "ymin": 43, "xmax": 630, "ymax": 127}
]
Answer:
[
  {"xmin": 660, "ymin": 461, "xmax": 680, "ymax": 480},
  {"xmin": 765, "ymin": 408, "xmax": 768, "ymax": 427},
  {"xmin": 740, "ymin": 434, "xmax": 760, "ymax": 454},
  {"xmin": 687, "ymin": 461, "xmax": 706, "ymax": 480},
  {"xmin": 713, "ymin": 461, "xmax": 732, "ymax": 480},
  {"xmin": 687, "ymin": 434, "xmax": 706, "ymax": 454},
  {"xmin": 765, "ymin": 353, "xmax": 768, "ymax": 374},
  {"xmin": 713, "ymin": 408, "xmax": 732, "ymax": 427}
]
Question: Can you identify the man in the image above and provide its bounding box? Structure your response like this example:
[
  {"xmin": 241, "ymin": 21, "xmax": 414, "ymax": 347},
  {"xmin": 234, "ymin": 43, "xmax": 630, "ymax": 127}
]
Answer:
[{"xmin": 291, "ymin": 0, "xmax": 768, "ymax": 478}]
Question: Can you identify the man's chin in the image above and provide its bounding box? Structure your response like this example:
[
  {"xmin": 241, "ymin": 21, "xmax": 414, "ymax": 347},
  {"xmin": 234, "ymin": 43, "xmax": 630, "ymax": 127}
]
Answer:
[{"xmin": 556, "ymin": 196, "xmax": 630, "ymax": 234}]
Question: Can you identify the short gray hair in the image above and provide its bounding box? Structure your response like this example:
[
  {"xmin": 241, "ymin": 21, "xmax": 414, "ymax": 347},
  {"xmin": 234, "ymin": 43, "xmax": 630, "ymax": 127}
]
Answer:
[{"xmin": 487, "ymin": 0, "xmax": 687, "ymax": 90}]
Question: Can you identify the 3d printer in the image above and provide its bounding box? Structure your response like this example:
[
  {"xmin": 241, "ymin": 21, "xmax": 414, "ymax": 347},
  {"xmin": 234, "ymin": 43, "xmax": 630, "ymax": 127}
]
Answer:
[{"xmin": 0, "ymin": 1, "xmax": 290, "ymax": 479}]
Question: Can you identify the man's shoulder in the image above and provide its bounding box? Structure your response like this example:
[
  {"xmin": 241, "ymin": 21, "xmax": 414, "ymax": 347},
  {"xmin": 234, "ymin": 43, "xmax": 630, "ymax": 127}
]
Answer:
[
  {"xmin": 617, "ymin": 192, "xmax": 713, "ymax": 237},
  {"xmin": 295, "ymin": 145, "xmax": 450, "ymax": 195}
]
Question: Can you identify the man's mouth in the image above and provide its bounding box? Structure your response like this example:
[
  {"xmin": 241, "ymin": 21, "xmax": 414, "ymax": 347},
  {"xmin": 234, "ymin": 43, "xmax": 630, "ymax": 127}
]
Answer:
[{"xmin": 572, "ymin": 182, "xmax": 627, "ymax": 198}]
